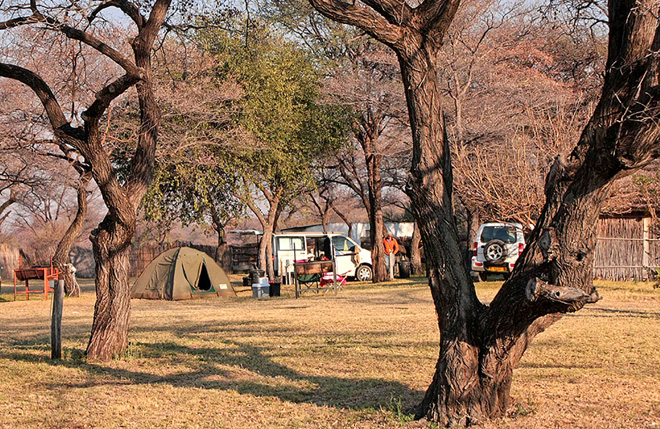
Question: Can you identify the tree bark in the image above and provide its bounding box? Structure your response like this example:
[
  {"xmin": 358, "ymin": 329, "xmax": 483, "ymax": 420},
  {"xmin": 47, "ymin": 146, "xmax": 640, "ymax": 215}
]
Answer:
[
  {"xmin": 367, "ymin": 165, "xmax": 387, "ymax": 282},
  {"xmin": 321, "ymin": 203, "xmax": 330, "ymax": 233},
  {"xmin": 360, "ymin": 119, "xmax": 388, "ymax": 283},
  {"xmin": 0, "ymin": 187, "xmax": 16, "ymax": 229},
  {"xmin": 311, "ymin": 194, "xmax": 331, "ymax": 233},
  {"xmin": 253, "ymin": 198, "xmax": 280, "ymax": 281},
  {"xmin": 210, "ymin": 209, "xmax": 231, "ymax": 271},
  {"xmin": 258, "ymin": 227, "xmax": 272, "ymax": 277},
  {"xmin": 396, "ymin": 38, "xmax": 488, "ymax": 425},
  {"xmin": 215, "ymin": 226, "xmax": 230, "ymax": 271},
  {"xmin": 53, "ymin": 170, "xmax": 91, "ymax": 296},
  {"xmin": 370, "ymin": 206, "xmax": 387, "ymax": 282},
  {"xmin": 410, "ymin": 222, "xmax": 422, "ymax": 275},
  {"xmin": 87, "ymin": 214, "xmax": 134, "ymax": 361},
  {"xmin": 464, "ymin": 206, "xmax": 480, "ymax": 271}
]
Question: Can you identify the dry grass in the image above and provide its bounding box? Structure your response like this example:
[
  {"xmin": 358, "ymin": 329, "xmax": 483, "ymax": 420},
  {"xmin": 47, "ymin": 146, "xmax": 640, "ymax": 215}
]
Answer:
[{"xmin": 0, "ymin": 276, "xmax": 659, "ymax": 428}]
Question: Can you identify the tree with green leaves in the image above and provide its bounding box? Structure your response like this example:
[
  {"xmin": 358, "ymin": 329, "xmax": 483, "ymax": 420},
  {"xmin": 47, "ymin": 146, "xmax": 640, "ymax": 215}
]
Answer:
[
  {"xmin": 144, "ymin": 155, "xmax": 243, "ymax": 268},
  {"xmin": 201, "ymin": 20, "xmax": 350, "ymax": 279}
]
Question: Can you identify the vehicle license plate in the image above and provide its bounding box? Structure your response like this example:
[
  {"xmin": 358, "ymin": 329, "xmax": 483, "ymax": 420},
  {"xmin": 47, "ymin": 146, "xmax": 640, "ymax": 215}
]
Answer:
[{"xmin": 488, "ymin": 266, "xmax": 507, "ymax": 272}]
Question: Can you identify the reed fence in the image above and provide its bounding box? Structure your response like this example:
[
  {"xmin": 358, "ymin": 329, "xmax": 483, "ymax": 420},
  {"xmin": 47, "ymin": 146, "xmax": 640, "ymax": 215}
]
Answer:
[{"xmin": 594, "ymin": 216, "xmax": 660, "ymax": 280}]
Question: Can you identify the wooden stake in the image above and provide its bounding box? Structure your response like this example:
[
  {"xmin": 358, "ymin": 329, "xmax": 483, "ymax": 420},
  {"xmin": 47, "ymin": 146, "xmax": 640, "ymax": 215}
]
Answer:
[{"xmin": 51, "ymin": 279, "xmax": 63, "ymax": 359}]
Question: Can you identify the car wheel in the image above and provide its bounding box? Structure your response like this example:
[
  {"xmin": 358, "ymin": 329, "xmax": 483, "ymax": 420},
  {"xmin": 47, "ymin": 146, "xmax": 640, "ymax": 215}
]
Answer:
[
  {"xmin": 484, "ymin": 239, "xmax": 507, "ymax": 263},
  {"xmin": 356, "ymin": 265, "xmax": 373, "ymax": 282},
  {"xmin": 478, "ymin": 272, "xmax": 488, "ymax": 282}
]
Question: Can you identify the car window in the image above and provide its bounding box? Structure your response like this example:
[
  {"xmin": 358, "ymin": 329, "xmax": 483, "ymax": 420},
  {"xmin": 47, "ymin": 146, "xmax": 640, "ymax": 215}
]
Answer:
[
  {"xmin": 332, "ymin": 236, "xmax": 356, "ymax": 252},
  {"xmin": 277, "ymin": 237, "xmax": 305, "ymax": 251},
  {"xmin": 480, "ymin": 226, "xmax": 517, "ymax": 244}
]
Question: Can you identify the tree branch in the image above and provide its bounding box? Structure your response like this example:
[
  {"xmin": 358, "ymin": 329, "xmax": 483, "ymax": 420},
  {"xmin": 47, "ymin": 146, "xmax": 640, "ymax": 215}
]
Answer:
[
  {"xmin": 525, "ymin": 277, "xmax": 600, "ymax": 306},
  {"xmin": 308, "ymin": 0, "xmax": 403, "ymax": 46},
  {"xmin": 83, "ymin": 73, "xmax": 141, "ymax": 121},
  {"xmin": 88, "ymin": 0, "xmax": 145, "ymax": 28},
  {"xmin": 0, "ymin": 6, "xmax": 142, "ymax": 76},
  {"xmin": 0, "ymin": 63, "xmax": 71, "ymax": 131},
  {"xmin": 361, "ymin": 0, "xmax": 413, "ymax": 26},
  {"xmin": 413, "ymin": 0, "xmax": 462, "ymax": 41},
  {"xmin": 0, "ymin": 14, "xmax": 38, "ymax": 29}
]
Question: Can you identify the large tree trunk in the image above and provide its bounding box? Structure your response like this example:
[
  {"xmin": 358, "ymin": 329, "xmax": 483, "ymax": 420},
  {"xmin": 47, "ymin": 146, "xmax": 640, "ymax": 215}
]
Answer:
[
  {"xmin": 258, "ymin": 227, "xmax": 273, "ymax": 278},
  {"xmin": 464, "ymin": 206, "xmax": 480, "ymax": 271},
  {"xmin": 215, "ymin": 227, "xmax": 230, "ymax": 271},
  {"xmin": 53, "ymin": 170, "xmax": 91, "ymax": 296},
  {"xmin": 211, "ymin": 210, "xmax": 231, "ymax": 271},
  {"xmin": 361, "ymin": 126, "xmax": 388, "ymax": 283},
  {"xmin": 321, "ymin": 203, "xmax": 330, "ymax": 233},
  {"xmin": 256, "ymin": 202, "xmax": 280, "ymax": 281},
  {"xmin": 86, "ymin": 213, "xmax": 134, "ymax": 361},
  {"xmin": 410, "ymin": 222, "xmax": 422, "ymax": 275},
  {"xmin": 398, "ymin": 40, "xmax": 487, "ymax": 425},
  {"xmin": 369, "ymin": 211, "xmax": 388, "ymax": 283},
  {"xmin": 369, "ymin": 191, "xmax": 387, "ymax": 282}
]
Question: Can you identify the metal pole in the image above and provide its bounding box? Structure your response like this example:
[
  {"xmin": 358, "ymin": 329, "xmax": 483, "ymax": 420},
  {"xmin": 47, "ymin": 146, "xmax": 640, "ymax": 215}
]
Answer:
[
  {"xmin": 51, "ymin": 279, "xmax": 64, "ymax": 359},
  {"xmin": 333, "ymin": 260, "xmax": 338, "ymax": 295}
]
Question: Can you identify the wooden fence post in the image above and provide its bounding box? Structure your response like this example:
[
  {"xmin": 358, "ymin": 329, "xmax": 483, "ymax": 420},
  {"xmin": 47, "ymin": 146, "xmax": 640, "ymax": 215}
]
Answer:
[
  {"xmin": 643, "ymin": 217, "xmax": 650, "ymax": 279},
  {"xmin": 51, "ymin": 278, "xmax": 63, "ymax": 359}
]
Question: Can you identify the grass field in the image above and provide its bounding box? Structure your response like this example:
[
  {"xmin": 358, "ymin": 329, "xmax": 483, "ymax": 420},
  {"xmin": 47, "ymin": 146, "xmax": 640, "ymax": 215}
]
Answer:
[{"xmin": 0, "ymin": 276, "xmax": 659, "ymax": 428}]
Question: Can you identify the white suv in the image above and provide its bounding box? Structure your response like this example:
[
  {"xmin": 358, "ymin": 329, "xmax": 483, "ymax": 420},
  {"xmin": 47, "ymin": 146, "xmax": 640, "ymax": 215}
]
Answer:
[{"xmin": 470, "ymin": 222, "xmax": 525, "ymax": 281}]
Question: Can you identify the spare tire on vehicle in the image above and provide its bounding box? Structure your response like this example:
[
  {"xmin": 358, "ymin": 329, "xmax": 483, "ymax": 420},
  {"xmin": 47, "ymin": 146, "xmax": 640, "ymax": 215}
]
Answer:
[{"xmin": 484, "ymin": 239, "xmax": 507, "ymax": 263}]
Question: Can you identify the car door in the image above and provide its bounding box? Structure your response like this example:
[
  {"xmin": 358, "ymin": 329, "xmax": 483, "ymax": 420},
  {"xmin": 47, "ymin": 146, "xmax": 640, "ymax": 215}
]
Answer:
[{"xmin": 331, "ymin": 235, "xmax": 358, "ymax": 276}]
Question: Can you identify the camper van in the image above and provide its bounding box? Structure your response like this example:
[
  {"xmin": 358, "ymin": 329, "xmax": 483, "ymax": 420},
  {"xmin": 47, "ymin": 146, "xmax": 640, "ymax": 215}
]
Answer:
[{"xmin": 272, "ymin": 233, "xmax": 373, "ymax": 282}]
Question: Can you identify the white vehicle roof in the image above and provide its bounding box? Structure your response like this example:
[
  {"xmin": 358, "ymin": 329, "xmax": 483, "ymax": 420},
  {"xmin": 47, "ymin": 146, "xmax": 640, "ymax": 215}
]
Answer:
[
  {"xmin": 479, "ymin": 222, "xmax": 523, "ymax": 229},
  {"xmin": 274, "ymin": 232, "xmax": 350, "ymax": 238}
]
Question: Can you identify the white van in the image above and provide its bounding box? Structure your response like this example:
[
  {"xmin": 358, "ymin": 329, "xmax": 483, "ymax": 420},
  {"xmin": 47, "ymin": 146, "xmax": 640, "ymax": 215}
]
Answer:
[{"xmin": 272, "ymin": 233, "xmax": 373, "ymax": 282}]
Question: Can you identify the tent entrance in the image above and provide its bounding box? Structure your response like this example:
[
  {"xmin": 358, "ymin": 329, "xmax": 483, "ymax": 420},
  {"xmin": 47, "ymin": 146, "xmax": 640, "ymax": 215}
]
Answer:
[{"xmin": 196, "ymin": 263, "xmax": 213, "ymax": 291}]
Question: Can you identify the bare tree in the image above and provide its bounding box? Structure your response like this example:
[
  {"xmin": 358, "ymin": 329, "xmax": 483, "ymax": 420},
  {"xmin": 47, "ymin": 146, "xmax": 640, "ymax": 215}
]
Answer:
[
  {"xmin": 0, "ymin": 0, "xmax": 172, "ymax": 360},
  {"xmin": 442, "ymin": 2, "xmax": 604, "ymax": 240},
  {"xmin": 309, "ymin": 0, "xmax": 660, "ymax": 425},
  {"xmin": 0, "ymin": 155, "xmax": 40, "ymax": 229},
  {"xmin": 1, "ymin": 51, "xmax": 98, "ymax": 294},
  {"xmin": 326, "ymin": 42, "xmax": 409, "ymax": 282},
  {"xmin": 52, "ymin": 166, "xmax": 91, "ymax": 296}
]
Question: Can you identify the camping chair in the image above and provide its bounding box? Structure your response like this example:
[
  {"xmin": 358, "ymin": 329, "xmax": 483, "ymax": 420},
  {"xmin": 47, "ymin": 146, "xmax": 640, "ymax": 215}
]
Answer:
[
  {"xmin": 293, "ymin": 259, "xmax": 321, "ymax": 292},
  {"xmin": 297, "ymin": 273, "xmax": 322, "ymax": 290},
  {"xmin": 294, "ymin": 260, "xmax": 338, "ymax": 298},
  {"xmin": 319, "ymin": 271, "xmax": 348, "ymax": 291}
]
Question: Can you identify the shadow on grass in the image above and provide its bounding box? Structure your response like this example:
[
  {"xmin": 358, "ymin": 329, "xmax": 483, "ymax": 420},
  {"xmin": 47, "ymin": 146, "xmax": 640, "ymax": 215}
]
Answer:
[
  {"xmin": 591, "ymin": 307, "xmax": 660, "ymax": 318},
  {"xmin": 2, "ymin": 339, "xmax": 422, "ymax": 412},
  {"xmin": 565, "ymin": 306, "xmax": 660, "ymax": 319}
]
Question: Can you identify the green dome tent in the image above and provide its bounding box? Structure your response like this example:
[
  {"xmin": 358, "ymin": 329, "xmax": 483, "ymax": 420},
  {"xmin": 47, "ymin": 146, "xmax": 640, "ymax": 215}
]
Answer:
[{"xmin": 132, "ymin": 247, "xmax": 236, "ymax": 300}]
